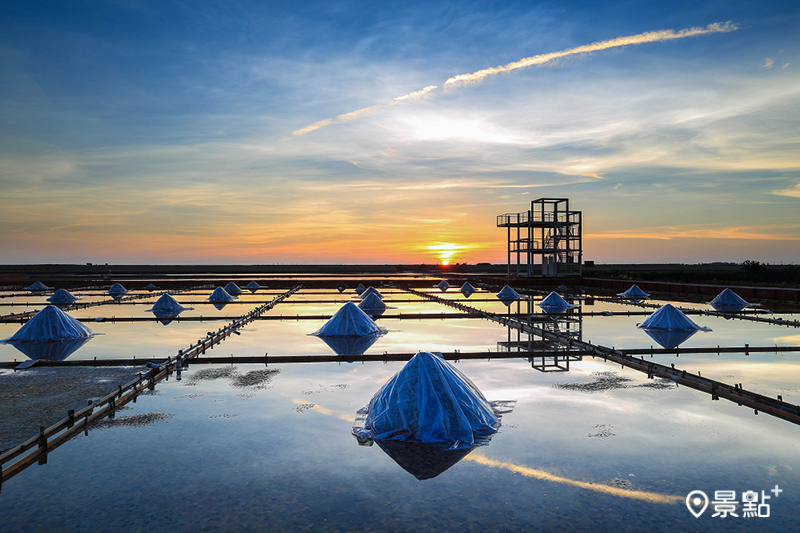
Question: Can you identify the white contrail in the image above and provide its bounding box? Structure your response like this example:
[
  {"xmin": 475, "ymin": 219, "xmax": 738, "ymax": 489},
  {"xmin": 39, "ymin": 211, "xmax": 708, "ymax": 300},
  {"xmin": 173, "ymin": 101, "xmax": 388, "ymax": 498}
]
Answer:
[
  {"xmin": 292, "ymin": 22, "xmax": 736, "ymax": 136},
  {"xmin": 292, "ymin": 86, "xmax": 437, "ymax": 136},
  {"xmin": 444, "ymin": 22, "xmax": 736, "ymax": 86}
]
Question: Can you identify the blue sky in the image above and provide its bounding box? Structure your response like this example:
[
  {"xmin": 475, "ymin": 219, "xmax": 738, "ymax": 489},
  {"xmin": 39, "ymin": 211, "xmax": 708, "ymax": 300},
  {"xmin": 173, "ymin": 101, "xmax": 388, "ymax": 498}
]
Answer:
[{"xmin": 1, "ymin": 1, "xmax": 799, "ymax": 264}]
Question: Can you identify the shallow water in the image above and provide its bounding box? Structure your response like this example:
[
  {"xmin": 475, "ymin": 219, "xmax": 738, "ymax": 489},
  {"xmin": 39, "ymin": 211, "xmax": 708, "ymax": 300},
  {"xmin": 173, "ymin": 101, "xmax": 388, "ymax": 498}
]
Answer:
[{"xmin": 1, "ymin": 284, "xmax": 799, "ymax": 531}]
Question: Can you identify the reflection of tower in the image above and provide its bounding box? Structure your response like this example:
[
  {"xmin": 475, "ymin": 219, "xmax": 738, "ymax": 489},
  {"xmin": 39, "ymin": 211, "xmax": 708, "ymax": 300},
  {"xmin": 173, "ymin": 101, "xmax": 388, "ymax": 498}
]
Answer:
[{"xmin": 497, "ymin": 296, "xmax": 584, "ymax": 371}]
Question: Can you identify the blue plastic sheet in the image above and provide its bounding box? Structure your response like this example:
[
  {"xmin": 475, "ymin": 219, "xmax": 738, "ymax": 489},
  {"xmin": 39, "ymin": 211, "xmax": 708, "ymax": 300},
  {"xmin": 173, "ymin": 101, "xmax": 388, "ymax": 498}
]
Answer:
[
  {"xmin": 354, "ymin": 352, "xmax": 505, "ymax": 449},
  {"xmin": 709, "ymin": 288, "xmax": 751, "ymax": 312}
]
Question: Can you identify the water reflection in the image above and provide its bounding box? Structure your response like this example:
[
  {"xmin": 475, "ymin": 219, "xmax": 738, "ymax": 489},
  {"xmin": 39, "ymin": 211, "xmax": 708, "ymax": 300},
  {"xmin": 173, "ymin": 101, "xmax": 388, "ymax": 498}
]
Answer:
[
  {"xmin": 152, "ymin": 311, "xmax": 182, "ymax": 326},
  {"xmin": 641, "ymin": 328, "xmax": 698, "ymax": 350},
  {"xmin": 499, "ymin": 300, "xmax": 584, "ymax": 372},
  {"xmin": 6, "ymin": 336, "xmax": 92, "ymax": 361},
  {"xmin": 372, "ymin": 439, "xmax": 474, "ymax": 480},
  {"xmin": 316, "ymin": 332, "xmax": 384, "ymax": 356}
]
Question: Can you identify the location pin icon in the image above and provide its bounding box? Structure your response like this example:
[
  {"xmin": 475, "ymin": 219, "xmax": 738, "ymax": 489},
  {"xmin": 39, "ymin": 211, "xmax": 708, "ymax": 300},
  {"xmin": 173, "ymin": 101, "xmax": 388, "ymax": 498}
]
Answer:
[{"xmin": 686, "ymin": 490, "xmax": 709, "ymax": 518}]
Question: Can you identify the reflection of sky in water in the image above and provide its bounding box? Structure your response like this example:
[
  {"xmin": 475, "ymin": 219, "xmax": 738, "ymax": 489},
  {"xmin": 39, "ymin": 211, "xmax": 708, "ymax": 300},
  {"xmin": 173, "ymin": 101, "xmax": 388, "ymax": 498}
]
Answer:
[
  {"xmin": 0, "ymin": 320, "xmax": 226, "ymax": 363},
  {"xmin": 1, "ymin": 359, "xmax": 799, "ymax": 531},
  {"xmin": 1, "ymin": 287, "xmax": 800, "ymax": 531}
]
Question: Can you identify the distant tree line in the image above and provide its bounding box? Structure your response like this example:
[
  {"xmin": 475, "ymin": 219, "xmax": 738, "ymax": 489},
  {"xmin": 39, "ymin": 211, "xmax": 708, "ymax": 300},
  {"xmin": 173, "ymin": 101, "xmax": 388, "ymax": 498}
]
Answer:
[{"xmin": 592, "ymin": 261, "xmax": 800, "ymax": 288}]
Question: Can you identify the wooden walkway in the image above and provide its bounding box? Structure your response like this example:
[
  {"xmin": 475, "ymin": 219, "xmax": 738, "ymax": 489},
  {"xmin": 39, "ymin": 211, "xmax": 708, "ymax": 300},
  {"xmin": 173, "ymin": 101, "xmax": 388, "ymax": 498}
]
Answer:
[
  {"xmin": 0, "ymin": 285, "xmax": 301, "ymax": 490},
  {"xmin": 401, "ymin": 287, "xmax": 800, "ymax": 426},
  {"xmin": 0, "ymin": 285, "xmax": 214, "ymax": 322}
]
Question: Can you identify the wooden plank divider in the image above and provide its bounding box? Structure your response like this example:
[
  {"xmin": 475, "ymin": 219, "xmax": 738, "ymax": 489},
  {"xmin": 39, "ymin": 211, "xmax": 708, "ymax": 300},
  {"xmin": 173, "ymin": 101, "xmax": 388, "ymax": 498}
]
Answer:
[
  {"xmin": 0, "ymin": 285, "xmax": 302, "ymax": 488},
  {"xmin": 400, "ymin": 286, "xmax": 800, "ymax": 427}
]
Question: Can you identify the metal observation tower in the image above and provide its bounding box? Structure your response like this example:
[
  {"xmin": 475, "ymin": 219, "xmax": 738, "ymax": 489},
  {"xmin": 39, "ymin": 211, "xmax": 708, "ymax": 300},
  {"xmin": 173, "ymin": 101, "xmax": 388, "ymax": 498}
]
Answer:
[{"xmin": 496, "ymin": 197, "xmax": 583, "ymax": 277}]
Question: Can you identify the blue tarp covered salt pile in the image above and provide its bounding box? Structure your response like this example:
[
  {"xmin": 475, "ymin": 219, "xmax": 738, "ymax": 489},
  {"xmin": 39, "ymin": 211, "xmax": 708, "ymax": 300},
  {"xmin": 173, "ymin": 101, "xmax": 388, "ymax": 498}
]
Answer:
[
  {"xmin": 496, "ymin": 285, "xmax": 521, "ymax": 306},
  {"xmin": 48, "ymin": 289, "xmax": 78, "ymax": 306},
  {"xmin": 224, "ymin": 282, "xmax": 243, "ymax": 296},
  {"xmin": 352, "ymin": 352, "xmax": 513, "ymax": 450},
  {"xmin": 208, "ymin": 286, "xmax": 235, "ymax": 310},
  {"xmin": 148, "ymin": 293, "xmax": 189, "ymax": 314},
  {"xmin": 358, "ymin": 292, "xmax": 387, "ymax": 317},
  {"xmin": 2, "ymin": 305, "xmax": 93, "ymax": 361},
  {"xmin": 245, "ymin": 281, "xmax": 263, "ymax": 293},
  {"xmin": 359, "ymin": 286, "xmax": 383, "ymax": 300},
  {"xmin": 709, "ymin": 288, "xmax": 752, "ymax": 312},
  {"xmin": 355, "ymin": 283, "xmax": 366, "ymax": 295},
  {"xmin": 618, "ymin": 284, "xmax": 650, "ymax": 300},
  {"xmin": 4, "ymin": 305, "xmax": 93, "ymax": 342},
  {"xmin": 436, "ymin": 280, "xmax": 450, "ymax": 292},
  {"xmin": 147, "ymin": 293, "xmax": 192, "ymax": 325},
  {"xmin": 538, "ymin": 292, "xmax": 578, "ymax": 314},
  {"xmin": 108, "ymin": 283, "xmax": 128, "ymax": 296},
  {"xmin": 144, "ymin": 283, "xmax": 159, "ymax": 291},
  {"xmin": 638, "ymin": 303, "xmax": 711, "ymax": 349},
  {"xmin": 314, "ymin": 302, "xmax": 386, "ymax": 337},
  {"xmin": 25, "ymin": 281, "xmax": 51, "ymax": 292},
  {"xmin": 209, "ymin": 286, "xmax": 235, "ymax": 303},
  {"xmin": 336, "ymin": 281, "xmax": 348, "ymax": 293},
  {"xmin": 460, "ymin": 282, "xmax": 476, "ymax": 297},
  {"xmin": 313, "ymin": 302, "xmax": 387, "ymax": 356}
]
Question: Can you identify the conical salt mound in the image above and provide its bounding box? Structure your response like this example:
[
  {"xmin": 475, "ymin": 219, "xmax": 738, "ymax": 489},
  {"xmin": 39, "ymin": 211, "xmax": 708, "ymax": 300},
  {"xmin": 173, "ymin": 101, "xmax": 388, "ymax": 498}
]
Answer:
[
  {"xmin": 538, "ymin": 292, "xmax": 577, "ymax": 313},
  {"xmin": 108, "ymin": 283, "xmax": 128, "ymax": 295},
  {"xmin": 144, "ymin": 283, "xmax": 159, "ymax": 291},
  {"xmin": 245, "ymin": 281, "xmax": 262, "ymax": 292},
  {"xmin": 208, "ymin": 286, "xmax": 235, "ymax": 303},
  {"xmin": 353, "ymin": 352, "xmax": 502, "ymax": 448},
  {"xmin": 359, "ymin": 292, "xmax": 387, "ymax": 316},
  {"xmin": 436, "ymin": 280, "xmax": 450, "ymax": 292},
  {"xmin": 224, "ymin": 282, "xmax": 243, "ymax": 296},
  {"xmin": 360, "ymin": 286, "xmax": 383, "ymax": 300},
  {"xmin": 48, "ymin": 289, "xmax": 77, "ymax": 305},
  {"xmin": 460, "ymin": 282, "xmax": 476, "ymax": 297},
  {"xmin": 4, "ymin": 305, "xmax": 93, "ymax": 342},
  {"xmin": 618, "ymin": 284, "xmax": 650, "ymax": 300},
  {"xmin": 25, "ymin": 281, "xmax": 51, "ymax": 291},
  {"xmin": 355, "ymin": 284, "xmax": 366, "ymax": 295},
  {"xmin": 639, "ymin": 304, "xmax": 710, "ymax": 331},
  {"xmin": 709, "ymin": 289, "xmax": 750, "ymax": 312},
  {"xmin": 496, "ymin": 285, "xmax": 521, "ymax": 302},
  {"xmin": 314, "ymin": 302, "xmax": 386, "ymax": 337},
  {"xmin": 147, "ymin": 293, "xmax": 188, "ymax": 314},
  {"xmin": 336, "ymin": 281, "xmax": 348, "ymax": 293}
]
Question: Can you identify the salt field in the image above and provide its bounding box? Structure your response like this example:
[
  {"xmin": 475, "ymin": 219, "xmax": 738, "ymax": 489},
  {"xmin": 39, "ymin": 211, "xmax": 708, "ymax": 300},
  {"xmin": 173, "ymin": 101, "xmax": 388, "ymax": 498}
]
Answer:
[{"xmin": 1, "ymin": 276, "xmax": 800, "ymax": 531}]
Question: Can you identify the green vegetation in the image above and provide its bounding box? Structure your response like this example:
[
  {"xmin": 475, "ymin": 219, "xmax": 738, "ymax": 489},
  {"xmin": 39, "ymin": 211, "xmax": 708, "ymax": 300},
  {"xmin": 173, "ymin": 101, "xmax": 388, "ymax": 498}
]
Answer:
[{"xmin": 592, "ymin": 261, "xmax": 800, "ymax": 288}]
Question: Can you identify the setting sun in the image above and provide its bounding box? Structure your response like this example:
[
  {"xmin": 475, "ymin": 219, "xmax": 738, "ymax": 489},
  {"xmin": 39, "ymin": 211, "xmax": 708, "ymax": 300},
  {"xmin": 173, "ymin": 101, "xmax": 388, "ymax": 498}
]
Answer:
[{"xmin": 426, "ymin": 243, "xmax": 469, "ymax": 265}]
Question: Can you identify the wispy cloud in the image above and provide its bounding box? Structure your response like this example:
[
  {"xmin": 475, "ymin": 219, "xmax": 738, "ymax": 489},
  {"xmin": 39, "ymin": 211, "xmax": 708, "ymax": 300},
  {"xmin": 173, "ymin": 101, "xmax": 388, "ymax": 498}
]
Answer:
[
  {"xmin": 773, "ymin": 183, "xmax": 800, "ymax": 199},
  {"xmin": 292, "ymin": 86, "xmax": 437, "ymax": 136},
  {"xmin": 291, "ymin": 22, "xmax": 736, "ymax": 137},
  {"xmin": 763, "ymin": 58, "xmax": 774, "ymax": 69},
  {"xmin": 445, "ymin": 22, "xmax": 736, "ymax": 86}
]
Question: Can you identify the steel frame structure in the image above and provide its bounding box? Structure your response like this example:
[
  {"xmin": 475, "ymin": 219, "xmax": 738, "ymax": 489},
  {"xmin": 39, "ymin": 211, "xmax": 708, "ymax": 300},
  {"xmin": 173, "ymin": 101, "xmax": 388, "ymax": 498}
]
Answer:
[{"xmin": 497, "ymin": 197, "xmax": 582, "ymax": 277}]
